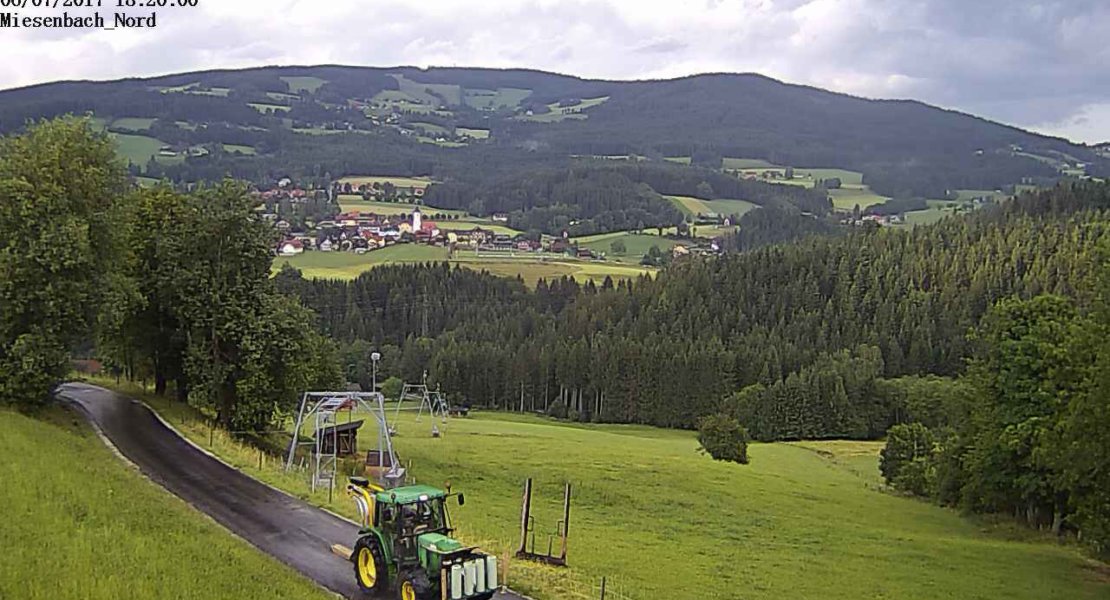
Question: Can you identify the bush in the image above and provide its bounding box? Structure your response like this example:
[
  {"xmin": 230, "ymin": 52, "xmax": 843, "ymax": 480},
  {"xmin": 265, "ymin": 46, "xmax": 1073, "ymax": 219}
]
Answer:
[
  {"xmin": 880, "ymin": 423, "xmax": 936, "ymax": 495},
  {"xmin": 546, "ymin": 399, "xmax": 567, "ymax": 419},
  {"xmin": 380, "ymin": 376, "xmax": 403, "ymax": 400},
  {"xmin": 696, "ymin": 413, "xmax": 750, "ymax": 464}
]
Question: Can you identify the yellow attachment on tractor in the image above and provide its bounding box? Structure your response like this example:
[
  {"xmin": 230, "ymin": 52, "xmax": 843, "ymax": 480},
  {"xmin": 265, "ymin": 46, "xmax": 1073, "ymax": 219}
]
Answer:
[{"xmin": 347, "ymin": 477, "xmax": 383, "ymax": 528}]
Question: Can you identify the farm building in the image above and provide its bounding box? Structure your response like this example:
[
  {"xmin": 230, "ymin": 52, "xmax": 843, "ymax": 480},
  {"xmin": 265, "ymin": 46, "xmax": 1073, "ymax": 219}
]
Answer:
[{"xmin": 314, "ymin": 420, "xmax": 364, "ymax": 456}]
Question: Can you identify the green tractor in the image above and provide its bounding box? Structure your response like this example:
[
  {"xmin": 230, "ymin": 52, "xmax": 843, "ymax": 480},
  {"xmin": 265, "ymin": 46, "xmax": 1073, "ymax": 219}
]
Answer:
[{"xmin": 347, "ymin": 477, "xmax": 498, "ymax": 600}]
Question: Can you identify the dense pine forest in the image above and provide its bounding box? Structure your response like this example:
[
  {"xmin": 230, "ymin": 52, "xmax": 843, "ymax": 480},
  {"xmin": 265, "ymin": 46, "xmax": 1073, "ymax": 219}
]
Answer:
[{"xmin": 284, "ymin": 182, "xmax": 1110, "ymax": 430}]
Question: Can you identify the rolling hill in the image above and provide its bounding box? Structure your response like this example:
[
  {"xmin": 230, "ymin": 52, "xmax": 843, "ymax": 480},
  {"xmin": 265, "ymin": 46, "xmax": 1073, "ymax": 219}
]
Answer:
[{"xmin": 0, "ymin": 65, "xmax": 1103, "ymax": 201}]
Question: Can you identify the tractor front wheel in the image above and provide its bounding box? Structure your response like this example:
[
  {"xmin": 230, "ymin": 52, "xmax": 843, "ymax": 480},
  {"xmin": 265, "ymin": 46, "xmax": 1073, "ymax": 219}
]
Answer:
[
  {"xmin": 396, "ymin": 570, "xmax": 432, "ymax": 600},
  {"xmin": 352, "ymin": 535, "xmax": 386, "ymax": 596}
]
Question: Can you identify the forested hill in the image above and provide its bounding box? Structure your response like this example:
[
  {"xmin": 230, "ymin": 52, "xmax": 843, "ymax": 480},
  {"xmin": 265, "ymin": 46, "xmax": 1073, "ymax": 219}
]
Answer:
[
  {"xmin": 0, "ymin": 65, "xmax": 1103, "ymax": 198},
  {"xmin": 281, "ymin": 181, "xmax": 1110, "ymax": 434}
]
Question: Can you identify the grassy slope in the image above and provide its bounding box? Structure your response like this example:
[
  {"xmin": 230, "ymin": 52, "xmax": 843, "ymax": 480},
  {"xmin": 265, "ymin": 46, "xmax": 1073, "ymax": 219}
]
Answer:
[
  {"xmin": 275, "ymin": 245, "xmax": 450, "ymax": 278},
  {"xmin": 275, "ymin": 247, "xmax": 653, "ymax": 286},
  {"xmin": 336, "ymin": 198, "xmax": 467, "ymax": 217},
  {"xmin": 0, "ymin": 407, "xmax": 327, "ymax": 600},
  {"xmin": 385, "ymin": 414, "xmax": 1108, "ymax": 600},
  {"xmin": 95, "ymin": 379, "xmax": 1109, "ymax": 600},
  {"xmin": 575, "ymin": 232, "xmax": 680, "ymax": 263}
]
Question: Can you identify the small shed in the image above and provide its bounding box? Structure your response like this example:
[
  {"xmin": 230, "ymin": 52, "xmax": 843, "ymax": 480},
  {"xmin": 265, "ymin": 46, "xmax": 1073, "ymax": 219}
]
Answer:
[{"xmin": 314, "ymin": 420, "xmax": 364, "ymax": 456}]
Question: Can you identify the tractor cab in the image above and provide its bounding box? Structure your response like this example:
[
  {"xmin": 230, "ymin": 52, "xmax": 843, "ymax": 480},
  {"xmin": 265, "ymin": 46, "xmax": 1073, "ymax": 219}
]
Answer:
[{"xmin": 347, "ymin": 478, "xmax": 496, "ymax": 600}]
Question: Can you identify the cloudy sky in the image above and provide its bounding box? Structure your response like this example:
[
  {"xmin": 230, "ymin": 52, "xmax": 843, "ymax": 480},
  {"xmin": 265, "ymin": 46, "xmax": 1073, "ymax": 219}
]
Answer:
[{"xmin": 3, "ymin": 0, "xmax": 1108, "ymax": 142}]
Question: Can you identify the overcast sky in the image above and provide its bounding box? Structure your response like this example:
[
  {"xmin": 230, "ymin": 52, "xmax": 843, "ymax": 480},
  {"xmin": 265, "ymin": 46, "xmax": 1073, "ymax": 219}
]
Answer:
[{"xmin": 3, "ymin": 0, "xmax": 1108, "ymax": 143}]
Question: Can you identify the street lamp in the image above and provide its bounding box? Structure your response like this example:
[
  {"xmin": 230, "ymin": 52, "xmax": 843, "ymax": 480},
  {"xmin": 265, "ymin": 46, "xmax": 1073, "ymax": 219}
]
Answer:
[{"xmin": 370, "ymin": 352, "xmax": 381, "ymax": 393}]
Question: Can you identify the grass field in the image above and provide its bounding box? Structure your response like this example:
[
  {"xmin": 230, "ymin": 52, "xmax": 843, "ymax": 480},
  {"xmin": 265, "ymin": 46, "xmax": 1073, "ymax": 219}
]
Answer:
[
  {"xmin": 282, "ymin": 76, "xmax": 327, "ymax": 94},
  {"xmin": 410, "ymin": 121, "xmax": 450, "ymax": 134},
  {"xmin": 95, "ymin": 380, "xmax": 1110, "ymax": 600},
  {"xmin": 667, "ymin": 195, "xmax": 759, "ymax": 218},
  {"xmin": 453, "ymin": 255, "xmax": 653, "ymax": 285},
  {"xmin": 456, "ymin": 127, "xmax": 491, "ymax": 139},
  {"xmin": 392, "ymin": 75, "xmax": 463, "ymax": 106},
  {"xmin": 0, "ymin": 407, "xmax": 328, "ymax": 600},
  {"xmin": 336, "ymin": 198, "xmax": 467, "ymax": 217},
  {"xmin": 111, "ymin": 117, "xmax": 155, "ymax": 131},
  {"xmin": 435, "ymin": 220, "xmax": 523, "ymax": 236},
  {"xmin": 275, "ymin": 247, "xmax": 653, "ymax": 285},
  {"xmin": 337, "ymin": 175, "xmax": 435, "ymax": 190},
  {"xmin": 107, "ymin": 133, "xmax": 183, "ymax": 169},
  {"xmin": 222, "ymin": 143, "xmax": 256, "ymax": 155},
  {"xmin": 275, "ymin": 245, "xmax": 449, "ymax": 278},
  {"xmin": 574, "ymin": 232, "xmax": 681, "ymax": 263},
  {"xmin": 722, "ymin": 157, "xmax": 780, "ymax": 169},
  {"xmin": 517, "ymin": 96, "xmax": 609, "ymax": 122},
  {"xmin": 463, "ymin": 88, "xmax": 532, "ymax": 110},
  {"xmin": 829, "ymin": 186, "xmax": 889, "ymax": 210}
]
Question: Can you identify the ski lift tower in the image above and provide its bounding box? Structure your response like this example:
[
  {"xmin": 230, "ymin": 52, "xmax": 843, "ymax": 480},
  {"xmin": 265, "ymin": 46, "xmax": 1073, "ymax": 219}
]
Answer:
[
  {"xmin": 391, "ymin": 371, "xmax": 450, "ymax": 436},
  {"xmin": 285, "ymin": 391, "xmax": 404, "ymax": 490}
]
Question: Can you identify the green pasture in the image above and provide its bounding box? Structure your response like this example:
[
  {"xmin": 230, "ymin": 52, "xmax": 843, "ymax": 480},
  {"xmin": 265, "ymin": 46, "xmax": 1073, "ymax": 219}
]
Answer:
[
  {"xmin": 456, "ymin": 127, "xmax": 491, "ymax": 139},
  {"xmin": 575, "ymin": 232, "xmax": 681, "ymax": 263},
  {"xmin": 391, "ymin": 75, "xmax": 463, "ymax": 106},
  {"xmin": 104, "ymin": 382, "xmax": 1110, "ymax": 600},
  {"xmin": 222, "ymin": 144, "xmax": 256, "ymax": 155},
  {"xmin": 274, "ymin": 245, "xmax": 450, "ymax": 279},
  {"xmin": 722, "ymin": 157, "xmax": 780, "ymax": 169},
  {"xmin": 436, "ymin": 220, "xmax": 522, "ymax": 236},
  {"xmin": 0, "ymin": 407, "xmax": 327, "ymax": 600},
  {"xmin": 107, "ymin": 133, "xmax": 182, "ymax": 169},
  {"xmin": 337, "ymin": 175, "xmax": 435, "ymax": 190},
  {"xmin": 667, "ymin": 195, "xmax": 758, "ymax": 218},
  {"xmin": 463, "ymin": 88, "xmax": 533, "ymax": 110},
  {"xmin": 273, "ymin": 245, "xmax": 650, "ymax": 286},
  {"xmin": 110, "ymin": 117, "xmax": 155, "ymax": 131},
  {"xmin": 516, "ymin": 96, "xmax": 609, "ymax": 122},
  {"xmin": 336, "ymin": 198, "xmax": 466, "ymax": 217},
  {"xmin": 829, "ymin": 186, "xmax": 889, "ymax": 210}
]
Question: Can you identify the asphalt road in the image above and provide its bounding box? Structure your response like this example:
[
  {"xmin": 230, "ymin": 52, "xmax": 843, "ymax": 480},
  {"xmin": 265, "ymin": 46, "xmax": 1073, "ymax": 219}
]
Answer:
[{"xmin": 58, "ymin": 382, "xmax": 522, "ymax": 600}]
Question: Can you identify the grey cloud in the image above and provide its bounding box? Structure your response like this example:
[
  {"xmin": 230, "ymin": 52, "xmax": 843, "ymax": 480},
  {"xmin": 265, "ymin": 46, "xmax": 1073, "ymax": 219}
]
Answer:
[{"xmin": 1, "ymin": 0, "xmax": 1107, "ymax": 141}]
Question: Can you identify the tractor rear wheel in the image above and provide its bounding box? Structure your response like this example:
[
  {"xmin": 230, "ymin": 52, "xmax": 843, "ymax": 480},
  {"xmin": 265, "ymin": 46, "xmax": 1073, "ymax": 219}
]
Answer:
[{"xmin": 352, "ymin": 535, "xmax": 386, "ymax": 596}]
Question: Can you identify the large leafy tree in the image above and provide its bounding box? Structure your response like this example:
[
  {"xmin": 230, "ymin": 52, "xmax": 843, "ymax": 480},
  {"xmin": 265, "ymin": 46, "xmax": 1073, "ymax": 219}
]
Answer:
[
  {"xmin": 961, "ymin": 295, "xmax": 1083, "ymax": 528},
  {"xmin": 0, "ymin": 118, "xmax": 127, "ymax": 408}
]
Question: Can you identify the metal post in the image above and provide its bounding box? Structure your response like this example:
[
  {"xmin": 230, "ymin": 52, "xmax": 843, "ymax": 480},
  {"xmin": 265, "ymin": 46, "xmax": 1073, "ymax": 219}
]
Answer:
[
  {"xmin": 517, "ymin": 478, "xmax": 533, "ymax": 555},
  {"xmin": 559, "ymin": 482, "xmax": 572, "ymax": 561},
  {"xmin": 285, "ymin": 392, "xmax": 309, "ymax": 470},
  {"xmin": 600, "ymin": 577, "xmax": 606, "ymax": 600}
]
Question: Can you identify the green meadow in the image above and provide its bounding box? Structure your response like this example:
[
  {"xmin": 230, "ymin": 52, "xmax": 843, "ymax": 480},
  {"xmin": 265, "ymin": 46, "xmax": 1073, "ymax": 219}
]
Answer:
[
  {"xmin": 575, "ymin": 232, "xmax": 681, "ymax": 263},
  {"xmin": 92, "ymin": 381, "xmax": 1110, "ymax": 600},
  {"xmin": 0, "ymin": 407, "xmax": 328, "ymax": 600},
  {"xmin": 667, "ymin": 195, "xmax": 759, "ymax": 218},
  {"xmin": 274, "ymin": 247, "xmax": 653, "ymax": 286},
  {"xmin": 275, "ymin": 245, "xmax": 450, "ymax": 278}
]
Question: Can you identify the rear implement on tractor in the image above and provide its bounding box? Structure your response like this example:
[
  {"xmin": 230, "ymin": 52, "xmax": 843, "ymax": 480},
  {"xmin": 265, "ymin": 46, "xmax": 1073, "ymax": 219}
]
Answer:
[{"xmin": 347, "ymin": 477, "xmax": 498, "ymax": 600}]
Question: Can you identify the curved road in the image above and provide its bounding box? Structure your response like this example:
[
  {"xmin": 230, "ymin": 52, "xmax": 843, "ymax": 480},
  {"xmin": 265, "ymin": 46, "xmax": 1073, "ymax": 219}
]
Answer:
[{"xmin": 58, "ymin": 382, "xmax": 521, "ymax": 600}]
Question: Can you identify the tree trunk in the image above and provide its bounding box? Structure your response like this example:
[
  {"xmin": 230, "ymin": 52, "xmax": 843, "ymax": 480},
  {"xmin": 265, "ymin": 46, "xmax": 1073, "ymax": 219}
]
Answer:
[
  {"xmin": 218, "ymin": 379, "xmax": 236, "ymax": 429},
  {"xmin": 154, "ymin": 372, "xmax": 167, "ymax": 396},
  {"xmin": 176, "ymin": 376, "xmax": 188, "ymax": 403}
]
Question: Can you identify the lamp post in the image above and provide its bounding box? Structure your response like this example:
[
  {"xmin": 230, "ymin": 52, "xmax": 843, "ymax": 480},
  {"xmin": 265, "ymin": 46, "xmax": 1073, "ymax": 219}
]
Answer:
[{"xmin": 370, "ymin": 351, "xmax": 381, "ymax": 393}]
